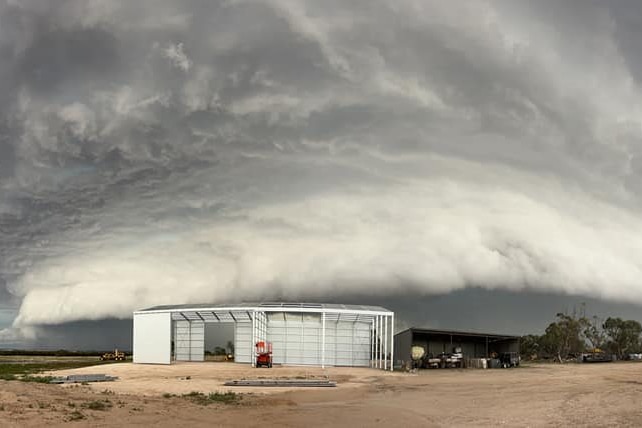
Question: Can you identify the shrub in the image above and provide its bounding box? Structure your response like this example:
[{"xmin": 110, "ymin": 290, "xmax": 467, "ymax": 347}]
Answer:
[{"xmin": 82, "ymin": 399, "xmax": 113, "ymax": 411}]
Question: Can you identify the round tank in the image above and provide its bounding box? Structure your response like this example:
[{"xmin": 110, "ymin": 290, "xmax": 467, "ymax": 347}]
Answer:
[{"xmin": 411, "ymin": 346, "xmax": 425, "ymax": 361}]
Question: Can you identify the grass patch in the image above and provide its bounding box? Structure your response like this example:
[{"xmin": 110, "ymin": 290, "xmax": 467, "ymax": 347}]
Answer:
[
  {"xmin": 81, "ymin": 399, "xmax": 113, "ymax": 411},
  {"xmin": 181, "ymin": 391, "xmax": 240, "ymax": 405},
  {"xmin": 21, "ymin": 375, "xmax": 55, "ymax": 383},
  {"xmin": 0, "ymin": 360, "xmax": 122, "ymax": 382}
]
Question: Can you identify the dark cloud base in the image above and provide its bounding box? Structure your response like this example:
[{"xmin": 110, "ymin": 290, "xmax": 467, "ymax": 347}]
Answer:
[{"xmin": 4, "ymin": 289, "xmax": 642, "ymax": 350}]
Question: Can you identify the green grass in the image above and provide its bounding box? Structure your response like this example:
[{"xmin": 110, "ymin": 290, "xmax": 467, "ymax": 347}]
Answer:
[
  {"xmin": 0, "ymin": 359, "xmax": 123, "ymax": 382},
  {"xmin": 181, "ymin": 391, "xmax": 240, "ymax": 405}
]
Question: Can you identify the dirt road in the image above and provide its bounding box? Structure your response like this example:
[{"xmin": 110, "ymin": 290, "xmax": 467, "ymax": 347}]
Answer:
[{"xmin": 1, "ymin": 362, "xmax": 641, "ymax": 427}]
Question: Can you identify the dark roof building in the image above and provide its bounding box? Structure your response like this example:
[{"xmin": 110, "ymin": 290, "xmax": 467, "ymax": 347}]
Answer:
[{"xmin": 394, "ymin": 327, "xmax": 520, "ymax": 367}]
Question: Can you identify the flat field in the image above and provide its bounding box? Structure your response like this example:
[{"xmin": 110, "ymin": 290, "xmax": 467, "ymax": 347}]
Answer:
[{"xmin": 0, "ymin": 359, "xmax": 641, "ymax": 427}]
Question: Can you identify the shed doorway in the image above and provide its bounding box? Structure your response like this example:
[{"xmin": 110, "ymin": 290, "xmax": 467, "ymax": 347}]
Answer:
[{"xmin": 204, "ymin": 323, "xmax": 235, "ymax": 361}]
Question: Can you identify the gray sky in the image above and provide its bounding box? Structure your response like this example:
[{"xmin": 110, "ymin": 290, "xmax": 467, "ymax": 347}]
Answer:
[{"xmin": 2, "ymin": 0, "xmax": 642, "ymax": 347}]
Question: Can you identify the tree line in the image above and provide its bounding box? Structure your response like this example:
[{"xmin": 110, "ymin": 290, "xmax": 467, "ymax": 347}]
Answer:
[{"xmin": 520, "ymin": 307, "xmax": 642, "ymax": 362}]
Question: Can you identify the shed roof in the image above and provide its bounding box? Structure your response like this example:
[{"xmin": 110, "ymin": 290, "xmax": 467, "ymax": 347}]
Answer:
[
  {"xmin": 139, "ymin": 302, "xmax": 392, "ymax": 313},
  {"xmin": 135, "ymin": 302, "xmax": 392, "ymax": 323},
  {"xmin": 397, "ymin": 327, "xmax": 520, "ymax": 340}
]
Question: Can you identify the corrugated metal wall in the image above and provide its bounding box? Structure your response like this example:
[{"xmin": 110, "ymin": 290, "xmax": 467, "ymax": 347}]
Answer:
[
  {"xmin": 331, "ymin": 321, "xmax": 371, "ymax": 366},
  {"xmin": 267, "ymin": 313, "xmax": 371, "ymax": 367},
  {"xmin": 392, "ymin": 329, "xmax": 413, "ymax": 366},
  {"xmin": 168, "ymin": 312, "xmax": 380, "ymax": 367},
  {"xmin": 268, "ymin": 313, "xmax": 321, "ymax": 365},
  {"xmin": 174, "ymin": 320, "xmax": 205, "ymax": 361},
  {"xmin": 234, "ymin": 322, "xmax": 252, "ymax": 363}
]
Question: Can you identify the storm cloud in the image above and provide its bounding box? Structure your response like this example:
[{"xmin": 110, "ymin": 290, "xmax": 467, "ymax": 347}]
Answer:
[{"xmin": 2, "ymin": 0, "xmax": 642, "ymax": 338}]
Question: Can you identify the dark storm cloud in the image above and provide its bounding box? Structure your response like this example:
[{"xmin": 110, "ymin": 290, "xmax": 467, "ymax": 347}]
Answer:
[
  {"xmin": 2, "ymin": 0, "xmax": 642, "ymax": 341},
  {"xmin": 18, "ymin": 28, "xmax": 121, "ymax": 95}
]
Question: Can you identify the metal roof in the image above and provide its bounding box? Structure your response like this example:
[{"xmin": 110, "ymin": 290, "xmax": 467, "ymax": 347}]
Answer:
[
  {"xmin": 134, "ymin": 302, "xmax": 392, "ymax": 323},
  {"xmin": 139, "ymin": 302, "xmax": 392, "ymax": 313},
  {"xmin": 397, "ymin": 327, "xmax": 520, "ymax": 340}
]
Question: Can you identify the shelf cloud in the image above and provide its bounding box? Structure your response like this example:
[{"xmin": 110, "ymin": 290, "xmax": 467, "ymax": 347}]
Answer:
[{"xmin": 2, "ymin": 0, "xmax": 642, "ymax": 336}]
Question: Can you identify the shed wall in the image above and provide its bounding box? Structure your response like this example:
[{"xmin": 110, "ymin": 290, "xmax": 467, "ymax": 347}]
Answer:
[
  {"xmin": 393, "ymin": 329, "xmax": 412, "ymax": 367},
  {"xmin": 133, "ymin": 312, "xmax": 171, "ymax": 364},
  {"xmin": 134, "ymin": 307, "xmax": 392, "ymax": 369},
  {"xmin": 267, "ymin": 317, "xmax": 371, "ymax": 366},
  {"xmin": 174, "ymin": 320, "xmax": 205, "ymax": 361},
  {"xmin": 234, "ymin": 322, "xmax": 252, "ymax": 363}
]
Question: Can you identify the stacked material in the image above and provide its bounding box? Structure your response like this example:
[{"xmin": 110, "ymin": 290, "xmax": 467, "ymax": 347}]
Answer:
[
  {"xmin": 465, "ymin": 358, "xmax": 488, "ymax": 369},
  {"xmin": 224, "ymin": 379, "xmax": 336, "ymax": 387},
  {"xmin": 50, "ymin": 374, "xmax": 118, "ymax": 384}
]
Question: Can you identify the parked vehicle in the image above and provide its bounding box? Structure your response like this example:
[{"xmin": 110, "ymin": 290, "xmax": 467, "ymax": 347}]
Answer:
[
  {"xmin": 581, "ymin": 348, "xmax": 613, "ymax": 363},
  {"xmin": 255, "ymin": 341, "xmax": 273, "ymax": 368},
  {"xmin": 499, "ymin": 352, "xmax": 520, "ymax": 368},
  {"xmin": 100, "ymin": 349, "xmax": 125, "ymax": 361}
]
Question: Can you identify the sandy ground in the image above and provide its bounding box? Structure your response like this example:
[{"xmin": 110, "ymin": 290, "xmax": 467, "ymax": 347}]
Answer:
[
  {"xmin": 46, "ymin": 362, "xmax": 382, "ymax": 395},
  {"xmin": 1, "ymin": 362, "xmax": 641, "ymax": 427}
]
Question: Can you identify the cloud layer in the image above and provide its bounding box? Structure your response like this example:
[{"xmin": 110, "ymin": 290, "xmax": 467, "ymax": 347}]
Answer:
[{"xmin": 2, "ymin": 0, "xmax": 642, "ymax": 331}]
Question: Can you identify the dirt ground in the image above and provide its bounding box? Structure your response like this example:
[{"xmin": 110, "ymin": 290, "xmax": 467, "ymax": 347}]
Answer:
[{"xmin": 1, "ymin": 362, "xmax": 642, "ymax": 427}]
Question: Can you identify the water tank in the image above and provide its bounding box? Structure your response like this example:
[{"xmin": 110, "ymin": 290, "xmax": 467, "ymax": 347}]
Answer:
[{"xmin": 411, "ymin": 346, "xmax": 425, "ymax": 361}]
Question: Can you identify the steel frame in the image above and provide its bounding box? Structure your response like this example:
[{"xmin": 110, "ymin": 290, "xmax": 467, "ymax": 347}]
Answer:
[{"xmin": 134, "ymin": 304, "xmax": 394, "ymax": 371}]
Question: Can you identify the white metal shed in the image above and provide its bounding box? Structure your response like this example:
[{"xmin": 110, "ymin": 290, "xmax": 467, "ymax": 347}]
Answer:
[{"xmin": 133, "ymin": 302, "xmax": 394, "ymax": 370}]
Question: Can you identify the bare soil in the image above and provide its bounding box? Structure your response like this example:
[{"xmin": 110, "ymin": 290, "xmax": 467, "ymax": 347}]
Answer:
[{"xmin": 1, "ymin": 362, "xmax": 641, "ymax": 427}]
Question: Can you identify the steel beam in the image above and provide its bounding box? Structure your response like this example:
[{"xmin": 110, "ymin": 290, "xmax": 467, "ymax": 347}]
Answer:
[
  {"xmin": 390, "ymin": 313, "xmax": 395, "ymax": 371},
  {"xmin": 384, "ymin": 313, "xmax": 388, "ymax": 370},
  {"xmin": 371, "ymin": 318, "xmax": 375, "ymax": 368}
]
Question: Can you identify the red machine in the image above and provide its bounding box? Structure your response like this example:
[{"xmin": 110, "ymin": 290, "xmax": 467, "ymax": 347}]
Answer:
[{"xmin": 255, "ymin": 341, "xmax": 273, "ymax": 368}]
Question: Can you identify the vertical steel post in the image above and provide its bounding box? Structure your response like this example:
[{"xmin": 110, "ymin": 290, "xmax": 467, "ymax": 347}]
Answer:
[
  {"xmin": 375, "ymin": 316, "xmax": 379, "ymax": 368},
  {"xmin": 378, "ymin": 315, "xmax": 383, "ymax": 368},
  {"xmin": 384, "ymin": 314, "xmax": 388, "ymax": 370},
  {"xmin": 390, "ymin": 313, "xmax": 395, "ymax": 371},
  {"xmin": 371, "ymin": 318, "xmax": 375, "ymax": 368},
  {"xmin": 486, "ymin": 336, "xmax": 489, "ymax": 358},
  {"xmin": 251, "ymin": 311, "xmax": 256, "ymax": 368}
]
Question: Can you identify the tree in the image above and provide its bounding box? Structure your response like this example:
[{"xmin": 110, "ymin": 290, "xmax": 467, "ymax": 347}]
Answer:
[
  {"xmin": 540, "ymin": 312, "xmax": 587, "ymax": 362},
  {"xmin": 602, "ymin": 317, "xmax": 642, "ymax": 358},
  {"xmin": 520, "ymin": 334, "xmax": 541, "ymax": 359},
  {"xmin": 583, "ymin": 316, "xmax": 606, "ymax": 350}
]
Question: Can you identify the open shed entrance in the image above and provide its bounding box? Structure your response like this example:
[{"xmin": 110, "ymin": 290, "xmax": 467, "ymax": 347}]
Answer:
[
  {"xmin": 204, "ymin": 323, "xmax": 235, "ymax": 361},
  {"xmin": 170, "ymin": 309, "xmax": 266, "ymax": 363}
]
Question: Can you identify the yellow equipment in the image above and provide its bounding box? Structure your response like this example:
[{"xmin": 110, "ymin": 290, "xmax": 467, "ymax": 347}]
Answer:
[{"xmin": 100, "ymin": 348, "xmax": 125, "ymax": 361}]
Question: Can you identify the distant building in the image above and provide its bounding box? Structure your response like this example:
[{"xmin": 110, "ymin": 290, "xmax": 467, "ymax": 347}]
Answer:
[
  {"xmin": 394, "ymin": 327, "xmax": 520, "ymax": 367},
  {"xmin": 133, "ymin": 302, "xmax": 394, "ymax": 370}
]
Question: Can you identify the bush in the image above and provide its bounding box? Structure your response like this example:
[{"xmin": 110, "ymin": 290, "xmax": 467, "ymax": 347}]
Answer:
[
  {"xmin": 82, "ymin": 400, "xmax": 113, "ymax": 411},
  {"xmin": 181, "ymin": 391, "xmax": 240, "ymax": 405}
]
